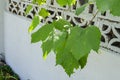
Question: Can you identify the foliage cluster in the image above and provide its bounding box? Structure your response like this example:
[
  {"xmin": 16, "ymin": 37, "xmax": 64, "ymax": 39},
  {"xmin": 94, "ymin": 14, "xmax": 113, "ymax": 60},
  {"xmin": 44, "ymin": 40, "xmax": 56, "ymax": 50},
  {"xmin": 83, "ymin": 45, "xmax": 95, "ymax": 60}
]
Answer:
[
  {"xmin": 26, "ymin": 0, "xmax": 120, "ymax": 76},
  {"xmin": 0, "ymin": 63, "xmax": 19, "ymax": 80}
]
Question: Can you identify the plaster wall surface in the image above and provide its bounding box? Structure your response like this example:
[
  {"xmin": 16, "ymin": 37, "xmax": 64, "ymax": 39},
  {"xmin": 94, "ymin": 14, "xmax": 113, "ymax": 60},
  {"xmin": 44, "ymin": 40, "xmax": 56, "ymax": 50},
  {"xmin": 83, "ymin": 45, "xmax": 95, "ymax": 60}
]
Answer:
[
  {"xmin": 0, "ymin": 0, "xmax": 5, "ymax": 53},
  {"xmin": 4, "ymin": 12, "xmax": 120, "ymax": 80}
]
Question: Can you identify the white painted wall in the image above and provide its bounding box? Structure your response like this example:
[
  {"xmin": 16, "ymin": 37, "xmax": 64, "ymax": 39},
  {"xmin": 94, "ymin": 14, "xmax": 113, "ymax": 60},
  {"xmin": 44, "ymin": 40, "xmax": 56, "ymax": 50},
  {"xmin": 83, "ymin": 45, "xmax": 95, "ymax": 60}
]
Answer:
[
  {"xmin": 4, "ymin": 12, "xmax": 120, "ymax": 80},
  {"xmin": 0, "ymin": 0, "xmax": 5, "ymax": 53}
]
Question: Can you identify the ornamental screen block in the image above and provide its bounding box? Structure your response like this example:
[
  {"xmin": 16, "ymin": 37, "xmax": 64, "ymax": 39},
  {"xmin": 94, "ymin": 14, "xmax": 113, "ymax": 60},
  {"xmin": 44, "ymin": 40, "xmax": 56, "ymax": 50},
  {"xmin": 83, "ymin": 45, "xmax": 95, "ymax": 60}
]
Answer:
[{"xmin": 7, "ymin": 0, "xmax": 120, "ymax": 54}]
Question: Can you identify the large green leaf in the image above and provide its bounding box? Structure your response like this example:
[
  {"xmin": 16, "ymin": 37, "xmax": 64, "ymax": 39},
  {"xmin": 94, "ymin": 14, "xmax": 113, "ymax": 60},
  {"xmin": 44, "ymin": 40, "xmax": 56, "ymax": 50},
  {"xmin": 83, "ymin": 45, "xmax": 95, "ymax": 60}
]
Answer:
[
  {"xmin": 28, "ymin": 15, "xmax": 40, "ymax": 33},
  {"xmin": 31, "ymin": 24, "xmax": 54, "ymax": 43},
  {"xmin": 56, "ymin": 0, "xmax": 76, "ymax": 6},
  {"xmin": 54, "ymin": 31, "xmax": 79, "ymax": 76},
  {"xmin": 55, "ymin": 25, "xmax": 101, "ymax": 76},
  {"xmin": 110, "ymin": 0, "xmax": 120, "ymax": 16},
  {"xmin": 66, "ymin": 26, "xmax": 101, "ymax": 61},
  {"xmin": 85, "ymin": 26, "xmax": 101, "ymax": 52},
  {"xmin": 65, "ymin": 27, "xmax": 91, "ymax": 60},
  {"xmin": 95, "ymin": 0, "xmax": 120, "ymax": 16}
]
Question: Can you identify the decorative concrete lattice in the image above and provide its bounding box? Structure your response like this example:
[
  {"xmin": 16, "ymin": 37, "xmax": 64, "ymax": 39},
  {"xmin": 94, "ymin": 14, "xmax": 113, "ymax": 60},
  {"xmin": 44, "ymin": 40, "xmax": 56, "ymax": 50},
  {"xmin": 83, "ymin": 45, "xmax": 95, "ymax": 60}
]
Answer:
[{"xmin": 7, "ymin": 0, "xmax": 120, "ymax": 54}]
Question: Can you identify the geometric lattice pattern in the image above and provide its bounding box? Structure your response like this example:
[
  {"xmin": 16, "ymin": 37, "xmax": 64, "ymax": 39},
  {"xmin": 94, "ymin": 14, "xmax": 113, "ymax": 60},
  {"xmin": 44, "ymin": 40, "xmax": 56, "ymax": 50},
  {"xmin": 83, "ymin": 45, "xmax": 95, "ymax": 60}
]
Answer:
[{"xmin": 7, "ymin": 0, "xmax": 120, "ymax": 54}]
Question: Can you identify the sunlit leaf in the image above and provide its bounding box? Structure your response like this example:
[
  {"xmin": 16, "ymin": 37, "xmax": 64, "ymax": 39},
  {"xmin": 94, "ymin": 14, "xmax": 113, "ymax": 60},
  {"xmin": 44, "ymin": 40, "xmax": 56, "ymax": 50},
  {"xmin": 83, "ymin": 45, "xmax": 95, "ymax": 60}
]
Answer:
[
  {"xmin": 25, "ymin": 5, "xmax": 32, "ymax": 15},
  {"xmin": 28, "ymin": 15, "xmax": 40, "ymax": 33},
  {"xmin": 56, "ymin": 0, "xmax": 76, "ymax": 6},
  {"xmin": 36, "ymin": 0, "xmax": 46, "ymax": 5},
  {"xmin": 66, "ymin": 27, "xmax": 90, "ymax": 60},
  {"xmin": 39, "ymin": 8, "xmax": 50, "ymax": 18},
  {"xmin": 30, "ymin": 18, "xmax": 101, "ymax": 76}
]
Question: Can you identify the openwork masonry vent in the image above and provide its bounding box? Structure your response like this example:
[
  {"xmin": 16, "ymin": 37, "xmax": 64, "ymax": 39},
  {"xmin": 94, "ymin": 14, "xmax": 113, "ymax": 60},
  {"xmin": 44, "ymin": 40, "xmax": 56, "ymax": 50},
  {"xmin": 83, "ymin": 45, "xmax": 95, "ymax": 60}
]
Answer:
[{"xmin": 7, "ymin": 0, "xmax": 120, "ymax": 54}]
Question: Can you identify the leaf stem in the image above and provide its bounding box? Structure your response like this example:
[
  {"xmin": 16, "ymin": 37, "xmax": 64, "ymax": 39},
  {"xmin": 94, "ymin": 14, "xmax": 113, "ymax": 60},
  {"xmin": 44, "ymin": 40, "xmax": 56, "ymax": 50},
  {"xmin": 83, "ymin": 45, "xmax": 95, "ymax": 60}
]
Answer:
[{"xmin": 88, "ymin": 10, "xmax": 99, "ymax": 25}]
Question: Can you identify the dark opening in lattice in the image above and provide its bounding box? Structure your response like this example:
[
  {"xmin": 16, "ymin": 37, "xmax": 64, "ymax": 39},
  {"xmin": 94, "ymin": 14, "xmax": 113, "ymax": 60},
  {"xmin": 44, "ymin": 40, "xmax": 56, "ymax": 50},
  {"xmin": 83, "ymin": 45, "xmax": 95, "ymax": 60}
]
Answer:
[
  {"xmin": 112, "ymin": 42, "xmax": 120, "ymax": 48},
  {"xmin": 102, "ymin": 24, "xmax": 109, "ymax": 31}
]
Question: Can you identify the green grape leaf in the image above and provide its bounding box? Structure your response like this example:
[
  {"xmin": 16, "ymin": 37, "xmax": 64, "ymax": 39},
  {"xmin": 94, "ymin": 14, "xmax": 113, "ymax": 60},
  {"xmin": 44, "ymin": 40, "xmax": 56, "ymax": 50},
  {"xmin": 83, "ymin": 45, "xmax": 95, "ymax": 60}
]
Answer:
[
  {"xmin": 95, "ymin": 0, "xmax": 110, "ymax": 13},
  {"xmin": 31, "ymin": 24, "xmax": 54, "ymax": 43},
  {"xmin": 66, "ymin": 26, "xmax": 101, "ymax": 60},
  {"xmin": 41, "ymin": 36, "xmax": 53, "ymax": 59},
  {"xmin": 56, "ymin": 50, "xmax": 79, "ymax": 76},
  {"xmin": 53, "ymin": 31, "xmax": 79, "ymax": 76},
  {"xmin": 36, "ymin": 0, "xmax": 46, "ymax": 5},
  {"xmin": 75, "ymin": 4, "xmax": 87, "ymax": 15},
  {"xmin": 53, "ymin": 19, "xmax": 72, "ymax": 31},
  {"xmin": 65, "ymin": 26, "xmax": 83, "ymax": 50},
  {"xmin": 28, "ymin": 15, "xmax": 40, "ymax": 33},
  {"xmin": 30, "ymin": 17, "xmax": 101, "ymax": 77},
  {"xmin": 25, "ymin": 5, "xmax": 32, "ymax": 15},
  {"xmin": 39, "ymin": 8, "xmax": 50, "ymax": 18},
  {"xmin": 79, "ymin": 54, "xmax": 88, "ymax": 69},
  {"xmin": 65, "ymin": 27, "xmax": 90, "ymax": 60},
  {"xmin": 85, "ymin": 26, "xmax": 101, "ymax": 52},
  {"xmin": 56, "ymin": 0, "xmax": 67, "ymax": 6},
  {"xmin": 52, "ymin": 25, "xmax": 100, "ymax": 76},
  {"xmin": 56, "ymin": 0, "xmax": 76, "ymax": 6},
  {"xmin": 95, "ymin": 0, "xmax": 120, "ymax": 16},
  {"xmin": 109, "ymin": 0, "xmax": 120, "ymax": 16}
]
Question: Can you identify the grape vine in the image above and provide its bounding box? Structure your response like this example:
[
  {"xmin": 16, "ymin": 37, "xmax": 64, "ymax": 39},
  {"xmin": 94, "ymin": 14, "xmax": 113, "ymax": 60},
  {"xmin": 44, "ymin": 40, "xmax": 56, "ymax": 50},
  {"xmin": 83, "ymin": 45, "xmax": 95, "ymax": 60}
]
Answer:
[{"xmin": 26, "ymin": 0, "xmax": 120, "ymax": 76}]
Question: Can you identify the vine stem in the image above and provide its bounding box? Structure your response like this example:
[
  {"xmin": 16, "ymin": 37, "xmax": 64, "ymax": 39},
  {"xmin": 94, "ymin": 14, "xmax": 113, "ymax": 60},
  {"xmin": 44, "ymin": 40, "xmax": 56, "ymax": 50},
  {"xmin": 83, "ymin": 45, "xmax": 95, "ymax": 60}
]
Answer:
[{"xmin": 87, "ymin": 10, "xmax": 99, "ymax": 25}]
